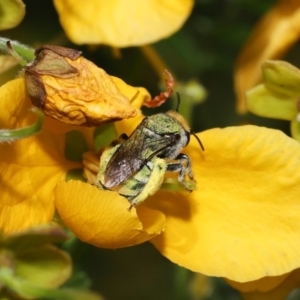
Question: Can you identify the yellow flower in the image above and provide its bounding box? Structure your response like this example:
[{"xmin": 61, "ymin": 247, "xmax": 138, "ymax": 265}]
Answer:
[
  {"xmin": 52, "ymin": 0, "xmax": 194, "ymax": 47},
  {"xmin": 55, "ymin": 115, "xmax": 300, "ymax": 282},
  {"xmin": 234, "ymin": 0, "xmax": 300, "ymax": 113},
  {"xmin": 3, "ymin": 72, "xmax": 300, "ymax": 285},
  {"xmin": 0, "ymin": 79, "xmax": 79, "ymax": 233},
  {"xmin": 0, "ymin": 74, "xmax": 148, "ymax": 234}
]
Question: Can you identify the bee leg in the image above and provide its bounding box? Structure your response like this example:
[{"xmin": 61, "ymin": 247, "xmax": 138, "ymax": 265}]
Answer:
[
  {"xmin": 119, "ymin": 133, "xmax": 129, "ymax": 140},
  {"xmin": 166, "ymin": 153, "xmax": 195, "ymax": 191},
  {"xmin": 111, "ymin": 133, "xmax": 129, "ymax": 146},
  {"xmin": 128, "ymin": 203, "xmax": 135, "ymax": 211}
]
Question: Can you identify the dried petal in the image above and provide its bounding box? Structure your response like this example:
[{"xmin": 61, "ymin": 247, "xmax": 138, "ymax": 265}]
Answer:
[{"xmin": 25, "ymin": 45, "xmax": 138, "ymax": 126}]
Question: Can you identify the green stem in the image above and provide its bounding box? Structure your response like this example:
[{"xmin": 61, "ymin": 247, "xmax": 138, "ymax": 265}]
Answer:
[
  {"xmin": 174, "ymin": 266, "xmax": 190, "ymax": 300},
  {"xmin": 0, "ymin": 108, "xmax": 44, "ymax": 143},
  {"xmin": 0, "ymin": 37, "xmax": 35, "ymax": 65}
]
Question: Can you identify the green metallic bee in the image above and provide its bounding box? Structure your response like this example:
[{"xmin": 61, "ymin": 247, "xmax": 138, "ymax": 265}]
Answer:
[{"xmin": 96, "ymin": 94, "xmax": 204, "ymax": 210}]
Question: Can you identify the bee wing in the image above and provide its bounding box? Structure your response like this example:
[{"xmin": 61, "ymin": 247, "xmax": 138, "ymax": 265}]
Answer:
[
  {"xmin": 103, "ymin": 119, "xmax": 178, "ymax": 189},
  {"xmin": 103, "ymin": 128, "xmax": 145, "ymax": 188}
]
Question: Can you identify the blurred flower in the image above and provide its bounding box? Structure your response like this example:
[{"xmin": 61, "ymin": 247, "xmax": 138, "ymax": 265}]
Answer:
[
  {"xmin": 246, "ymin": 60, "xmax": 300, "ymax": 142},
  {"xmin": 52, "ymin": 0, "xmax": 194, "ymax": 47},
  {"xmin": 189, "ymin": 273, "xmax": 213, "ymax": 299},
  {"xmin": 0, "ymin": 224, "xmax": 103, "ymax": 300},
  {"xmin": 234, "ymin": 0, "xmax": 300, "ymax": 113},
  {"xmin": 0, "ymin": 225, "xmax": 71, "ymax": 298}
]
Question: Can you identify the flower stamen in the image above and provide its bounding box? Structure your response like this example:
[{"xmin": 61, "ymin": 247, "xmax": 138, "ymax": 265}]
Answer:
[{"xmin": 82, "ymin": 151, "xmax": 101, "ymax": 185}]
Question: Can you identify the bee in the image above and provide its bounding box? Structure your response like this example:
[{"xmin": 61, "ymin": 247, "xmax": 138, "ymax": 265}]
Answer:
[{"xmin": 96, "ymin": 93, "xmax": 204, "ymax": 210}]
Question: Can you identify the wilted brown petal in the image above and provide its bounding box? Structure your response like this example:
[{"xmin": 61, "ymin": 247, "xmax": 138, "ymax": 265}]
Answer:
[{"xmin": 25, "ymin": 45, "xmax": 137, "ymax": 126}]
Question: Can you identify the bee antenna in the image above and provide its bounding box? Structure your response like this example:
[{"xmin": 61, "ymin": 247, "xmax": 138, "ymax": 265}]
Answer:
[
  {"xmin": 175, "ymin": 91, "xmax": 204, "ymax": 151},
  {"xmin": 192, "ymin": 131, "xmax": 205, "ymax": 151},
  {"xmin": 175, "ymin": 92, "xmax": 180, "ymax": 112}
]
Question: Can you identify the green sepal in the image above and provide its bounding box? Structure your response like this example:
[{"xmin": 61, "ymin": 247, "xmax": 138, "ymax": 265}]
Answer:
[
  {"xmin": 62, "ymin": 269, "xmax": 91, "ymax": 290},
  {"xmin": 291, "ymin": 117, "xmax": 300, "ymax": 143},
  {"xmin": 66, "ymin": 168, "xmax": 86, "ymax": 182},
  {"xmin": 64, "ymin": 130, "xmax": 89, "ymax": 162},
  {"xmin": 0, "ymin": 107, "xmax": 44, "ymax": 143},
  {"xmin": 246, "ymin": 84, "xmax": 296, "ymax": 120},
  {"xmin": 93, "ymin": 123, "xmax": 117, "ymax": 150},
  {"xmin": 262, "ymin": 60, "xmax": 300, "ymax": 97}
]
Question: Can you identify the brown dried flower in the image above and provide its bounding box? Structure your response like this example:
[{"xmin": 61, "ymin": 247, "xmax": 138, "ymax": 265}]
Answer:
[{"xmin": 24, "ymin": 45, "xmax": 138, "ymax": 126}]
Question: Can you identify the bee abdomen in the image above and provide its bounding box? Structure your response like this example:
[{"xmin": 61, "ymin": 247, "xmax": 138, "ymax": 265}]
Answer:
[{"xmin": 118, "ymin": 163, "xmax": 153, "ymax": 200}]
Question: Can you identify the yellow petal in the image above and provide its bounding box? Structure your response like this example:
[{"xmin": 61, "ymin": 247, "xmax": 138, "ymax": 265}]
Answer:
[
  {"xmin": 227, "ymin": 274, "xmax": 289, "ymax": 293},
  {"xmin": 0, "ymin": 79, "xmax": 81, "ymax": 233},
  {"xmin": 150, "ymin": 125, "xmax": 300, "ymax": 282},
  {"xmin": 0, "ymin": 0, "xmax": 25, "ymax": 30},
  {"xmin": 233, "ymin": 268, "xmax": 300, "ymax": 300},
  {"xmin": 111, "ymin": 76, "xmax": 151, "ymax": 109},
  {"xmin": 53, "ymin": 0, "xmax": 194, "ymax": 47},
  {"xmin": 110, "ymin": 80, "xmax": 151, "ymax": 139},
  {"xmin": 54, "ymin": 181, "xmax": 165, "ymax": 248},
  {"xmin": 114, "ymin": 114, "xmax": 145, "ymax": 138},
  {"xmin": 234, "ymin": 0, "xmax": 300, "ymax": 113}
]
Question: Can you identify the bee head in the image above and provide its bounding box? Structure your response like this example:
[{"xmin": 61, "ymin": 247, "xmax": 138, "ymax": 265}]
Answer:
[{"xmin": 168, "ymin": 93, "xmax": 205, "ymax": 151}]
